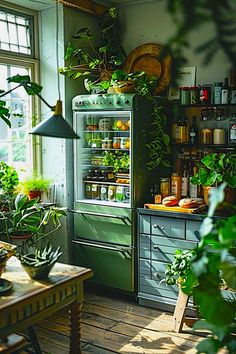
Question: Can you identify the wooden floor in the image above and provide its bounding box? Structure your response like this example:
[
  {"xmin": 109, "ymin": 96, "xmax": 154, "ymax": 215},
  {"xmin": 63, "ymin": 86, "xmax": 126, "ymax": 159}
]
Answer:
[{"xmin": 28, "ymin": 290, "xmax": 206, "ymax": 354}]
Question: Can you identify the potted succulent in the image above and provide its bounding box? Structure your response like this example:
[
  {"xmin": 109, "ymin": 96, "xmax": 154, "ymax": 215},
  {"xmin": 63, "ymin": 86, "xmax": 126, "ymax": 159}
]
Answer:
[
  {"xmin": 19, "ymin": 176, "xmax": 50, "ymax": 201},
  {"xmin": 19, "ymin": 243, "xmax": 62, "ymax": 280},
  {"xmin": 190, "ymin": 152, "xmax": 236, "ymax": 205}
]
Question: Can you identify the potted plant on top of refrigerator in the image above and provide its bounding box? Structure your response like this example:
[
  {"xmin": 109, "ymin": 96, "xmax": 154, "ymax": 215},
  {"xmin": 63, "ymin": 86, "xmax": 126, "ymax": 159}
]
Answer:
[
  {"xmin": 190, "ymin": 152, "xmax": 236, "ymax": 205},
  {"xmin": 59, "ymin": 7, "xmax": 126, "ymax": 93}
]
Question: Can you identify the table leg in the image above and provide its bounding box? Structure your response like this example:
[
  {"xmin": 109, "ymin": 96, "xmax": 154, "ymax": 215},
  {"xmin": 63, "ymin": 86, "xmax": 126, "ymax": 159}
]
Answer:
[
  {"xmin": 28, "ymin": 325, "xmax": 43, "ymax": 354},
  {"xmin": 69, "ymin": 300, "xmax": 82, "ymax": 354}
]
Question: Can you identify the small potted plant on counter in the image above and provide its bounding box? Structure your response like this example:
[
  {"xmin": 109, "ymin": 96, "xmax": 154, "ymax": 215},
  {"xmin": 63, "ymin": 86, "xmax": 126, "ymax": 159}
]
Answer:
[
  {"xmin": 19, "ymin": 176, "xmax": 51, "ymax": 201},
  {"xmin": 190, "ymin": 152, "xmax": 236, "ymax": 205},
  {"xmin": 19, "ymin": 243, "xmax": 62, "ymax": 280}
]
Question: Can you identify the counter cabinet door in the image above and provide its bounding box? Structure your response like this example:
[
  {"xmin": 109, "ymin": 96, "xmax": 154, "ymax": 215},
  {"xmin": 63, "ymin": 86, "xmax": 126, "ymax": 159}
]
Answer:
[
  {"xmin": 186, "ymin": 220, "xmax": 201, "ymax": 242},
  {"xmin": 151, "ymin": 236, "xmax": 197, "ymax": 263},
  {"xmin": 139, "ymin": 215, "xmax": 151, "ymax": 234},
  {"xmin": 151, "ymin": 216, "xmax": 185, "ymax": 239},
  {"xmin": 139, "ymin": 234, "xmax": 151, "ymax": 259}
]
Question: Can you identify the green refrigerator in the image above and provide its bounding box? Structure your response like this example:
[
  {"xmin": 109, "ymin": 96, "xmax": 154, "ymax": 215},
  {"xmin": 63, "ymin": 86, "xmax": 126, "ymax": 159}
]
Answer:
[{"xmin": 72, "ymin": 94, "xmax": 157, "ymax": 293}]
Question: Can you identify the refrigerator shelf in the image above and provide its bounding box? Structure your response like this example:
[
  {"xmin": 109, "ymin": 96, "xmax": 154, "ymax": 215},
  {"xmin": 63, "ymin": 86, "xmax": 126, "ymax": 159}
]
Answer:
[
  {"xmin": 83, "ymin": 148, "xmax": 129, "ymax": 152},
  {"xmin": 83, "ymin": 180, "xmax": 130, "ymax": 186},
  {"xmin": 75, "ymin": 199, "xmax": 131, "ymax": 208},
  {"xmin": 83, "ymin": 130, "xmax": 130, "ymax": 133}
]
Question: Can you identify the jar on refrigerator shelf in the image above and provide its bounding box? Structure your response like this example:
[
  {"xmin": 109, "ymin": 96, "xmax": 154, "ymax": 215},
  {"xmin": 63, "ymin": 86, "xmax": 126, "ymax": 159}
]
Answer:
[
  {"xmin": 85, "ymin": 183, "xmax": 92, "ymax": 199},
  {"xmin": 99, "ymin": 118, "xmax": 112, "ymax": 131},
  {"xmin": 115, "ymin": 186, "xmax": 126, "ymax": 202},
  {"xmin": 108, "ymin": 185, "xmax": 116, "ymax": 202},
  {"xmin": 113, "ymin": 137, "xmax": 121, "ymax": 149},
  {"xmin": 120, "ymin": 137, "xmax": 129, "ymax": 149},
  {"xmin": 102, "ymin": 138, "xmax": 112, "ymax": 149},
  {"xmin": 91, "ymin": 184, "xmax": 100, "ymax": 200},
  {"xmin": 100, "ymin": 185, "xmax": 108, "ymax": 201}
]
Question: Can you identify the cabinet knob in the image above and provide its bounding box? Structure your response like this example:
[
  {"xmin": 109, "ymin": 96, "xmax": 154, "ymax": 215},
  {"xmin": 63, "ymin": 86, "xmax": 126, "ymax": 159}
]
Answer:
[
  {"xmin": 161, "ymin": 226, "xmax": 165, "ymax": 231},
  {"xmin": 153, "ymin": 224, "xmax": 158, "ymax": 228},
  {"xmin": 153, "ymin": 272, "xmax": 159, "ymax": 278},
  {"xmin": 153, "ymin": 245, "xmax": 159, "ymax": 249}
]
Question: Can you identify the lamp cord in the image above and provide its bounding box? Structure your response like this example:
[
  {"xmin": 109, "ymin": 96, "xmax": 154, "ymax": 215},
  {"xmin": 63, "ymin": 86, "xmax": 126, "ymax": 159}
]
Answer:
[{"xmin": 56, "ymin": 0, "xmax": 61, "ymax": 101}]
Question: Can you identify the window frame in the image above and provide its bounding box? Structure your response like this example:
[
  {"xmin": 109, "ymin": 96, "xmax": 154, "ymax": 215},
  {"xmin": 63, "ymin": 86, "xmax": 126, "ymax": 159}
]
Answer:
[
  {"xmin": 0, "ymin": 1, "xmax": 41, "ymax": 175},
  {"xmin": 0, "ymin": 6, "xmax": 35, "ymax": 58}
]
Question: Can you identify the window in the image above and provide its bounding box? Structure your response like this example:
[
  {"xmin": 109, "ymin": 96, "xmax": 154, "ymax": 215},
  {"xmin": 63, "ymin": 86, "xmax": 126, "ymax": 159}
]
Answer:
[
  {"xmin": 0, "ymin": 7, "xmax": 33, "ymax": 56},
  {"xmin": 0, "ymin": 5, "xmax": 39, "ymax": 178}
]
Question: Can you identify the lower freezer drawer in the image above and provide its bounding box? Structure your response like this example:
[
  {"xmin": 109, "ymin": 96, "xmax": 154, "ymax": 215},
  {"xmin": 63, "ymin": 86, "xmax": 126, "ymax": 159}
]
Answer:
[{"xmin": 72, "ymin": 239, "xmax": 134, "ymax": 292}]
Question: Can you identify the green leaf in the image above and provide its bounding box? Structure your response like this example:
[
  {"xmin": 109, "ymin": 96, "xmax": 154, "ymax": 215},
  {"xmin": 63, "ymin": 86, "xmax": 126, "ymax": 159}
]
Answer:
[
  {"xmin": 65, "ymin": 42, "xmax": 74, "ymax": 60},
  {"xmin": 196, "ymin": 338, "xmax": 221, "ymax": 354},
  {"xmin": 7, "ymin": 74, "xmax": 30, "ymax": 84},
  {"xmin": 221, "ymin": 262, "xmax": 236, "ymax": 290}
]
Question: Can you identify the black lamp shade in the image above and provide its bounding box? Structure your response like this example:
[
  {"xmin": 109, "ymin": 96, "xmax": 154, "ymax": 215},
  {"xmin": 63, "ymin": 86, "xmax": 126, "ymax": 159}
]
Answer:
[{"xmin": 30, "ymin": 100, "xmax": 79, "ymax": 139}]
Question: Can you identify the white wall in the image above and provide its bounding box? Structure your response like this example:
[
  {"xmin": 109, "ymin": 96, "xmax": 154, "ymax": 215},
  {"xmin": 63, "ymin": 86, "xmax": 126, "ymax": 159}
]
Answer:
[
  {"xmin": 120, "ymin": 0, "xmax": 231, "ymax": 84},
  {"xmin": 39, "ymin": 4, "xmax": 100, "ymax": 262}
]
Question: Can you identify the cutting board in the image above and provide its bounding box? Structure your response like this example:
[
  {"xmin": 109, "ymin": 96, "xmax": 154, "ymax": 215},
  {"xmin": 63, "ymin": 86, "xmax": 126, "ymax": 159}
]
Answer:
[{"xmin": 144, "ymin": 203, "xmax": 206, "ymax": 214}]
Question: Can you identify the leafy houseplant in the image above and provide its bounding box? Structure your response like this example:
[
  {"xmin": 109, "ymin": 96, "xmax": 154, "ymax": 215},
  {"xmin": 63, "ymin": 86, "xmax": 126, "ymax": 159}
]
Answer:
[
  {"xmin": 19, "ymin": 243, "xmax": 62, "ymax": 280},
  {"xmin": 0, "ymin": 161, "xmax": 19, "ymax": 211},
  {"xmin": 1, "ymin": 194, "xmax": 66, "ymax": 246},
  {"xmin": 165, "ymin": 249, "xmax": 196, "ymax": 286},
  {"xmin": 190, "ymin": 153, "xmax": 236, "ymax": 205},
  {"xmin": 178, "ymin": 184, "xmax": 236, "ymax": 354},
  {"xmin": 19, "ymin": 176, "xmax": 51, "ymax": 201},
  {"xmin": 59, "ymin": 8, "xmax": 126, "ymax": 93}
]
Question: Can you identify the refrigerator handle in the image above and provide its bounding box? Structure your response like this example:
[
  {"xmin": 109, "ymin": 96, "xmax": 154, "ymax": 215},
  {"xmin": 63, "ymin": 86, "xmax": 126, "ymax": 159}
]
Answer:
[
  {"xmin": 72, "ymin": 239, "xmax": 133, "ymax": 259},
  {"xmin": 71, "ymin": 210, "xmax": 131, "ymax": 225}
]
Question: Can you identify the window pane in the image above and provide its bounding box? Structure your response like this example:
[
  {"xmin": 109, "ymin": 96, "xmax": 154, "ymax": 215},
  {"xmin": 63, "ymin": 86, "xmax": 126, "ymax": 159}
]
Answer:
[
  {"xmin": 0, "ymin": 9, "xmax": 32, "ymax": 55},
  {"xmin": 0, "ymin": 63, "xmax": 32, "ymax": 176},
  {"xmin": 0, "ymin": 143, "xmax": 8, "ymax": 162}
]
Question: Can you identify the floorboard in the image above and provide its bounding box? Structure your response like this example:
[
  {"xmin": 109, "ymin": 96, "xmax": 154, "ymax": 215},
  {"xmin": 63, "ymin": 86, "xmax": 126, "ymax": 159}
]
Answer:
[{"xmin": 32, "ymin": 290, "xmax": 206, "ymax": 354}]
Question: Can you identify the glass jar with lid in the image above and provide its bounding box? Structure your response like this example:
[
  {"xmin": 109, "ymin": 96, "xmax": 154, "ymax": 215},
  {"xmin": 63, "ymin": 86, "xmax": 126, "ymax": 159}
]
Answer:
[
  {"xmin": 200, "ymin": 128, "xmax": 213, "ymax": 144},
  {"xmin": 160, "ymin": 178, "xmax": 170, "ymax": 198},
  {"xmin": 113, "ymin": 137, "xmax": 121, "ymax": 149},
  {"xmin": 102, "ymin": 138, "xmax": 112, "ymax": 149}
]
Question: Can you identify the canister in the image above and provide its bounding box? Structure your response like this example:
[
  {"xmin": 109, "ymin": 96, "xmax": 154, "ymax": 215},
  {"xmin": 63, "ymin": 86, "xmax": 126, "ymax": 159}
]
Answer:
[
  {"xmin": 113, "ymin": 137, "xmax": 121, "ymax": 149},
  {"xmin": 180, "ymin": 87, "xmax": 190, "ymax": 105},
  {"xmin": 213, "ymin": 129, "xmax": 226, "ymax": 145},
  {"xmin": 189, "ymin": 86, "xmax": 199, "ymax": 104},
  {"xmin": 160, "ymin": 178, "xmax": 170, "ymax": 198},
  {"xmin": 200, "ymin": 129, "xmax": 213, "ymax": 144},
  {"xmin": 120, "ymin": 137, "xmax": 129, "ymax": 149},
  {"xmin": 171, "ymin": 173, "xmax": 181, "ymax": 201},
  {"xmin": 102, "ymin": 138, "xmax": 112, "ymax": 149},
  {"xmin": 213, "ymin": 82, "xmax": 223, "ymax": 104}
]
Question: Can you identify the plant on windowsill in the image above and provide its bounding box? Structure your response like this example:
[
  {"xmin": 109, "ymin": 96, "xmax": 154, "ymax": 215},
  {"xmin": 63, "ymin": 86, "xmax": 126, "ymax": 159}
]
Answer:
[
  {"xmin": 19, "ymin": 176, "xmax": 51, "ymax": 202},
  {"xmin": 190, "ymin": 152, "xmax": 236, "ymax": 205}
]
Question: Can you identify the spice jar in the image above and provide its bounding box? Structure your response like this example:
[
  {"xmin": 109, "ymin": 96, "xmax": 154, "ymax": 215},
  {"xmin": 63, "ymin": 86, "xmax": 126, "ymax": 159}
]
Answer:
[
  {"xmin": 160, "ymin": 178, "xmax": 170, "ymax": 198},
  {"xmin": 113, "ymin": 137, "xmax": 121, "ymax": 149},
  {"xmin": 200, "ymin": 128, "xmax": 213, "ymax": 144},
  {"xmin": 120, "ymin": 137, "xmax": 129, "ymax": 149},
  {"xmin": 213, "ymin": 129, "xmax": 226, "ymax": 145},
  {"xmin": 180, "ymin": 87, "xmax": 190, "ymax": 105},
  {"xmin": 171, "ymin": 173, "xmax": 181, "ymax": 201}
]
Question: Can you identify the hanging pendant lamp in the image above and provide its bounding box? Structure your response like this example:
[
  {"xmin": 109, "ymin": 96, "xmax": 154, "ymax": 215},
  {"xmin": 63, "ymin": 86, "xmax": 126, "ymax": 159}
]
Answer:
[
  {"xmin": 30, "ymin": 0, "xmax": 79, "ymax": 140},
  {"xmin": 30, "ymin": 100, "xmax": 79, "ymax": 139}
]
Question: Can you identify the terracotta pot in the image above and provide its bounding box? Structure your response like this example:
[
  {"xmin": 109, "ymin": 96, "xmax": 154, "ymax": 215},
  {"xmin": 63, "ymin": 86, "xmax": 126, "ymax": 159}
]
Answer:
[
  {"xmin": 203, "ymin": 186, "xmax": 236, "ymax": 206},
  {"xmin": 28, "ymin": 190, "xmax": 42, "ymax": 201}
]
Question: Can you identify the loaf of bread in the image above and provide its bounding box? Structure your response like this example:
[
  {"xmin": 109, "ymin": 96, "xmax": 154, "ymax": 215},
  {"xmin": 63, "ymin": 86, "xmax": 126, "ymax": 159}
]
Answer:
[
  {"xmin": 162, "ymin": 196, "xmax": 178, "ymax": 207},
  {"xmin": 178, "ymin": 198, "xmax": 204, "ymax": 209}
]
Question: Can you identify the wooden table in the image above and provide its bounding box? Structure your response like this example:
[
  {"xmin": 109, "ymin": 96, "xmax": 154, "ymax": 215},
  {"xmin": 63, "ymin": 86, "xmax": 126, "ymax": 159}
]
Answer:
[{"xmin": 0, "ymin": 257, "xmax": 93, "ymax": 354}]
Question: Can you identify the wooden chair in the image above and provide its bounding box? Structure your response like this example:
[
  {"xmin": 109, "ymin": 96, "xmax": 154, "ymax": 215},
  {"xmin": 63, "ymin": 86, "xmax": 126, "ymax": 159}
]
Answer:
[
  {"xmin": 0, "ymin": 326, "xmax": 42, "ymax": 354},
  {"xmin": 172, "ymin": 289, "xmax": 197, "ymax": 333}
]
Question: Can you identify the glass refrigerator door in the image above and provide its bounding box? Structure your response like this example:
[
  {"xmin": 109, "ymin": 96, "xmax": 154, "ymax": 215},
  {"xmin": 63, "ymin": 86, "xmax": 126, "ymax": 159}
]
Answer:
[{"xmin": 74, "ymin": 111, "xmax": 132, "ymax": 207}]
